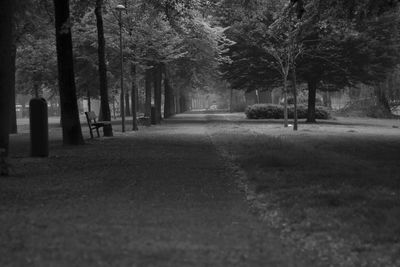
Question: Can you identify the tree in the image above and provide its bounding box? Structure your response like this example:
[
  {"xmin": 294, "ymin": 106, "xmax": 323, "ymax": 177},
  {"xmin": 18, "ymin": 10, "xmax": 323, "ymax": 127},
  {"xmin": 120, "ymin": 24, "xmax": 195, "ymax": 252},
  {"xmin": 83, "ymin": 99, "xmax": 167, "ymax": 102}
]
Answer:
[
  {"xmin": 0, "ymin": 0, "xmax": 15, "ymax": 175},
  {"xmin": 95, "ymin": 0, "xmax": 113, "ymax": 136},
  {"xmin": 145, "ymin": 68, "xmax": 152, "ymax": 123},
  {"xmin": 220, "ymin": 0, "xmax": 300, "ymax": 127},
  {"xmin": 296, "ymin": 0, "xmax": 400, "ymax": 121},
  {"xmin": 153, "ymin": 63, "xmax": 162, "ymax": 124},
  {"xmin": 11, "ymin": 0, "xmax": 54, "ymax": 134},
  {"xmin": 9, "ymin": 37, "xmax": 17, "ymax": 134},
  {"xmin": 220, "ymin": 0, "xmax": 283, "ymax": 93},
  {"xmin": 221, "ymin": 0, "xmax": 399, "ymax": 122},
  {"xmin": 53, "ymin": 0, "xmax": 84, "ymax": 145},
  {"xmin": 130, "ymin": 62, "xmax": 138, "ymax": 130},
  {"xmin": 263, "ymin": 11, "xmax": 303, "ymax": 128},
  {"xmin": 163, "ymin": 64, "xmax": 174, "ymax": 118}
]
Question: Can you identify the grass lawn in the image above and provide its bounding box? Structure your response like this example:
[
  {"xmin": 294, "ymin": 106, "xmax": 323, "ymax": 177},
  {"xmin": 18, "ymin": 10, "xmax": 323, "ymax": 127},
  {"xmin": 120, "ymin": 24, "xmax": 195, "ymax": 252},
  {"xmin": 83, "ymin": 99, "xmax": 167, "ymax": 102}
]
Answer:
[{"xmin": 208, "ymin": 118, "xmax": 400, "ymax": 267}]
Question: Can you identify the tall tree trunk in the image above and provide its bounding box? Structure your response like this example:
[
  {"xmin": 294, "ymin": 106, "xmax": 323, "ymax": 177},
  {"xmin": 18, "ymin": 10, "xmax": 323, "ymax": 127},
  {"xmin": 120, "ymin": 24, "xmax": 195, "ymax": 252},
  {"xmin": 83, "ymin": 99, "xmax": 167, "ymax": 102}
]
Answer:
[
  {"xmin": 322, "ymin": 91, "xmax": 331, "ymax": 108},
  {"xmin": 307, "ymin": 80, "xmax": 317, "ymax": 123},
  {"xmin": 292, "ymin": 68, "xmax": 298, "ymax": 131},
  {"xmin": 131, "ymin": 63, "xmax": 138, "ymax": 131},
  {"xmin": 0, "ymin": 0, "xmax": 15, "ymax": 176},
  {"xmin": 283, "ymin": 76, "xmax": 288, "ymax": 127},
  {"xmin": 180, "ymin": 93, "xmax": 187, "ymax": 113},
  {"xmin": 125, "ymin": 91, "xmax": 131, "ymax": 116},
  {"xmin": 176, "ymin": 95, "xmax": 181, "ymax": 113},
  {"xmin": 112, "ymin": 96, "xmax": 116, "ymax": 119},
  {"xmin": 87, "ymin": 90, "xmax": 91, "ymax": 112},
  {"xmin": 163, "ymin": 65, "xmax": 172, "ymax": 118},
  {"xmin": 95, "ymin": 0, "xmax": 113, "ymax": 136},
  {"xmin": 9, "ymin": 41, "xmax": 17, "ymax": 134},
  {"xmin": 375, "ymin": 84, "xmax": 391, "ymax": 114},
  {"xmin": 145, "ymin": 68, "xmax": 152, "ymax": 125},
  {"xmin": 171, "ymin": 95, "xmax": 176, "ymax": 115},
  {"xmin": 53, "ymin": 0, "xmax": 84, "ymax": 145},
  {"xmin": 136, "ymin": 82, "xmax": 140, "ymax": 114},
  {"xmin": 153, "ymin": 64, "xmax": 162, "ymax": 124}
]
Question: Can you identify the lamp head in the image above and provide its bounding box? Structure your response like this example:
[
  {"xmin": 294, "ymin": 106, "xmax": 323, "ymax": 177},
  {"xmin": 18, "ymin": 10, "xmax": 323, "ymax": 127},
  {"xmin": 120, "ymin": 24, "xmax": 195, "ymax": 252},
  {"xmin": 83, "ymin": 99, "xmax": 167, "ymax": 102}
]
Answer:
[{"xmin": 115, "ymin": 4, "xmax": 126, "ymax": 11}]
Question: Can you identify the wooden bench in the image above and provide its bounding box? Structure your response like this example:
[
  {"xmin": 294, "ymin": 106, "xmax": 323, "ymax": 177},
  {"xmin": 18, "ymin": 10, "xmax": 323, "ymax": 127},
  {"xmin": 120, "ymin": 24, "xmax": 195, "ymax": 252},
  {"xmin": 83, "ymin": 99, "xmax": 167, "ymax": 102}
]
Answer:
[
  {"xmin": 137, "ymin": 116, "xmax": 150, "ymax": 126},
  {"xmin": 85, "ymin": 111, "xmax": 111, "ymax": 139}
]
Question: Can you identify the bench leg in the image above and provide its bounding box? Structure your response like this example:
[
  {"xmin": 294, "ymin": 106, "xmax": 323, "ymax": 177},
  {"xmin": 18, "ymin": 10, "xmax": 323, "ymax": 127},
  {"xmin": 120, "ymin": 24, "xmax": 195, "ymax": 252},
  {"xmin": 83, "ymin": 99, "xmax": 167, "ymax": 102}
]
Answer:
[
  {"xmin": 89, "ymin": 128, "xmax": 94, "ymax": 139},
  {"xmin": 96, "ymin": 127, "xmax": 100, "ymax": 137}
]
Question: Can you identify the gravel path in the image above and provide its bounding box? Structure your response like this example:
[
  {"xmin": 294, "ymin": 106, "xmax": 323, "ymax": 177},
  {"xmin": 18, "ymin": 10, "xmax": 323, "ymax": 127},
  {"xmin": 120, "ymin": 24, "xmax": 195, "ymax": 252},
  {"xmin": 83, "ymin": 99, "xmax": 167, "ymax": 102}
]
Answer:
[{"xmin": 1, "ymin": 114, "xmax": 316, "ymax": 266}]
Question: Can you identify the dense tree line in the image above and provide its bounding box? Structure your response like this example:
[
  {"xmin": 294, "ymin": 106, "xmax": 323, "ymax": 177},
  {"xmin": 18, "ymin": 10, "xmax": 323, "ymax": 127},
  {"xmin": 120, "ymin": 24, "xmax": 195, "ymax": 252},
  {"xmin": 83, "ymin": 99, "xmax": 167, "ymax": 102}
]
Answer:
[
  {"xmin": 0, "ymin": 0, "xmax": 399, "ymax": 175},
  {"xmin": 220, "ymin": 0, "xmax": 400, "ymax": 122},
  {"xmin": 0, "ymin": 0, "xmax": 229, "ymax": 175}
]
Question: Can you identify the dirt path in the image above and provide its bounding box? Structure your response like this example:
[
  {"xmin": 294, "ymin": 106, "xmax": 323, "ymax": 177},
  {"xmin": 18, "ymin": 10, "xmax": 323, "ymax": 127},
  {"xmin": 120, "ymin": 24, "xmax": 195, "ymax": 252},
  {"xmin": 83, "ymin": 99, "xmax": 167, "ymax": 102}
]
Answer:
[{"xmin": 0, "ymin": 114, "xmax": 318, "ymax": 266}]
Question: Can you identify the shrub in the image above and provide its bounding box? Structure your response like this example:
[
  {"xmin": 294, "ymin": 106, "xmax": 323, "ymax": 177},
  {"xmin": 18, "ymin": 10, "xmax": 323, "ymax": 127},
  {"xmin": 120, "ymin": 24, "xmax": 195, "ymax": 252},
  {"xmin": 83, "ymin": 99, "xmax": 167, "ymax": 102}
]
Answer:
[{"xmin": 245, "ymin": 104, "xmax": 330, "ymax": 120}]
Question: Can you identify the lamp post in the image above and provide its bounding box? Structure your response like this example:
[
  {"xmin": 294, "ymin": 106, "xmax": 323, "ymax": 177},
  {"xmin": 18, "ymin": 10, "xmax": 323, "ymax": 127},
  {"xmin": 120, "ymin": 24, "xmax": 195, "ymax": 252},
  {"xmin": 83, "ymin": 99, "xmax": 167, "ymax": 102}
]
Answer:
[{"xmin": 116, "ymin": 4, "xmax": 126, "ymax": 132}]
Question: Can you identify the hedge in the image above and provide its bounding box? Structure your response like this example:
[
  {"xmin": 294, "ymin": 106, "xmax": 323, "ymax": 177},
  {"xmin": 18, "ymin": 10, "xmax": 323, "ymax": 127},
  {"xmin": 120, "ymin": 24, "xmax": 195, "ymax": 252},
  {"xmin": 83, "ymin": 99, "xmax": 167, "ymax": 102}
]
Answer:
[{"xmin": 245, "ymin": 104, "xmax": 330, "ymax": 120}]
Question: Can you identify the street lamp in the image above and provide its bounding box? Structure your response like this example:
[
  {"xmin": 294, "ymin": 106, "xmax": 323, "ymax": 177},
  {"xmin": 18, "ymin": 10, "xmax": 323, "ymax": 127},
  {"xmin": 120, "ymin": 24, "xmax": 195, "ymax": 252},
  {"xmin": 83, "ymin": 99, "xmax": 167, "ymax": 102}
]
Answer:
[{"xmin": 116, "ymin": 4, "xmax": 126, "ymax": 132}]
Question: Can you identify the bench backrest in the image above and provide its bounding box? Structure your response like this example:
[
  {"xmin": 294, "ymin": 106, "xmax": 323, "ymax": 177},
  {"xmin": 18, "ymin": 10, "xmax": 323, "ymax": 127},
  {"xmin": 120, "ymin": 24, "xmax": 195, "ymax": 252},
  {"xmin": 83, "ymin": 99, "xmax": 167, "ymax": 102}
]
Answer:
[{"xmin": 85, "ymin": 111, "xmax": 98, "ymax": 125}]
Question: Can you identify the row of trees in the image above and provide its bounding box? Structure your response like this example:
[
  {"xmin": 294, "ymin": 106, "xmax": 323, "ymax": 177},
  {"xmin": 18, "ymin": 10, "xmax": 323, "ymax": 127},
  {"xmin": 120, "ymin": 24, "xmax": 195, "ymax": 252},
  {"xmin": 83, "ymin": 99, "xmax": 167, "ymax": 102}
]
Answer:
[
  {"xmin": 220, "ymin": 0, "xmax": 400, "ymax": 126},
  {"xmin": 0, "ymin": 0, "xmax": 231, "ymax": 174},
  {"xmin": 1, "ymin": 0, "xmax": 399, "ymax": 174}
]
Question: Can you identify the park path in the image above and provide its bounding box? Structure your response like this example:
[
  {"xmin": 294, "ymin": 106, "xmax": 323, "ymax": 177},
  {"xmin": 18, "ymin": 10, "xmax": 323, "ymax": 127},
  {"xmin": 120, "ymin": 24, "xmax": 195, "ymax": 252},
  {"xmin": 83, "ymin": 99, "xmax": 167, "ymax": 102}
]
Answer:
[{"xmin": 1, "ymin": 113, "xmax": 315, "ymax": 266}]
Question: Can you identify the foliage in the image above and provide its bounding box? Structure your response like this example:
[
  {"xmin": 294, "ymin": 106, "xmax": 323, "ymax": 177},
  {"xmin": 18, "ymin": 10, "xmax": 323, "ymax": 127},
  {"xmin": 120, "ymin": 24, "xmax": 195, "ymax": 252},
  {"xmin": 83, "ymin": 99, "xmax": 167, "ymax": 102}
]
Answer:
[
  {"xmin": 296, "ymin": 1, "xmax": 400, "ymax": 88},
  {"xmin": 220, "ymin": 0, "xmax": 399, "ymax": 123},
  {"xmin": 15, "ymin": 0, "xmax": 57, "ymax": 96},
  {"xmin": 219, "ymin": 0, "xmax": 283, "ymax": 92},
  {"xmin": 16, "ymin": 35, "xmax": 58, "ymax": 96},
  {"xmin": 245, "ymin": 103, "xmax": 330, "ymax": 119}
]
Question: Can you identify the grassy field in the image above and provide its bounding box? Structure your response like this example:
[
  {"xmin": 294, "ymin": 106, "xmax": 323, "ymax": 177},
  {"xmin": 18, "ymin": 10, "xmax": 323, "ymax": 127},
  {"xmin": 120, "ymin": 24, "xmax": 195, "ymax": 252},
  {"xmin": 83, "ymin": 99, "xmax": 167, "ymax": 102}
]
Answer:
[
  {"xmin": 8, "ymin": 114, "xmax": 400, "ymax": 266},
  {"xmin": 207, "ymin": 117, "xmax": 400, "ymax": 267}
]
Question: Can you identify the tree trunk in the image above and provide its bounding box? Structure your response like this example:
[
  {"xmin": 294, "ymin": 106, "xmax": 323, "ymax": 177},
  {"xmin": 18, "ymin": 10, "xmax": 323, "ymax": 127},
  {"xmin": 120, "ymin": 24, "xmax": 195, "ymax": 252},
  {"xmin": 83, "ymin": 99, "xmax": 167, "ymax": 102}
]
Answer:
[
  {"xmin": 125, "ymin": 91, "xmax": 131, "ymax": 116},
  {"xmin": 145, "ymin": 68, "xmax": 152, "ymax": 125},
  {"xmin": 180, "ymin": 93, "xmax": 187, "ymax": 113},
  {"xmin": 130, "ymin": 63, "xmax": 138, "ymax": 131},
  {"xmin": 171, "ymin": 95, "xmax": 176, "ymax": 115},
  {"xmin": 163, "ymin": 67, "xmax": 172, "ymax": 118},
  {"xmin": 112, "ymin": 96, "xmax": 116, "ymax": 119},
  {"xmin": 153, "ymin": 64, "xmax": 162, "ymax": 124},
  {"xmin": 53, "ymin": 0, "xmax": 84, "ymax": 145},
  {"xmin": 95, "ymin": 0, "xmax": 113, "ymax": 136},
  {"xmin": 306, "ymin": 80, "xmax": 317, "ymax": 123},
  {"xmin": 375, "ymin": 84, "xmax": 391, "ymax": 113},
  {"xmin": 87, "ymin": 90, "xmax": 91, "ymax": 112},
  {"xmin": 176, "ymin": 96, "xmax": 180, "ymax": 113},
  {"xmin": 322, "ymin": 91, "xmax": 331, "ymax": 108},
  {"xmin": 0, "ymin": 0, "xmax": 15, "ymax": 176},
  {"xmin": 283, "ymin": 77, "xmax": 288, "ymax": 127},
  {"xmin": 292, "ymin": 68, "xmax": 298, "ymax": 131},
  {"xmin": 9, "ymin": 41, "xmax": 17, "ymax": 134},
  {"xmin": 136, "ymin": 82, "xmax": 140, "ymax": 114}
]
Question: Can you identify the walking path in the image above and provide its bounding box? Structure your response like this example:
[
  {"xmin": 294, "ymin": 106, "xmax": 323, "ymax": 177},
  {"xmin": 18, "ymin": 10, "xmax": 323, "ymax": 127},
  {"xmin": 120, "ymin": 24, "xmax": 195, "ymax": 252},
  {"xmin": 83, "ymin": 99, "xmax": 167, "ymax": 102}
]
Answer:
[{"xmin": 1, "ymin": 114, "xmax": 316, "ymax": 266}]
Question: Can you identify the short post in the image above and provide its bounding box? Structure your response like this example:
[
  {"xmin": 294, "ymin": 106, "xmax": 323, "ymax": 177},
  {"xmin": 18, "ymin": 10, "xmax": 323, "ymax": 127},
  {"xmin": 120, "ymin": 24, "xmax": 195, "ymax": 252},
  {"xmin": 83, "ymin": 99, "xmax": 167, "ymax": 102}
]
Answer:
[{"xmin": 29, "ymin": 98, "xmax": 49, "ymax": 157}]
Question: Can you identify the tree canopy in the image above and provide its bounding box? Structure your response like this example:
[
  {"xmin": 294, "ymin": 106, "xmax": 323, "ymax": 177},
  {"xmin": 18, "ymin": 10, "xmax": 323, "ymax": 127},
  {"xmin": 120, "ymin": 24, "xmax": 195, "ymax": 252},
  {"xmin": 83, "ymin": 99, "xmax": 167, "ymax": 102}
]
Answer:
[{"xmin": 1, "ymin": 0, "xmax": 400, "ymax": 163}]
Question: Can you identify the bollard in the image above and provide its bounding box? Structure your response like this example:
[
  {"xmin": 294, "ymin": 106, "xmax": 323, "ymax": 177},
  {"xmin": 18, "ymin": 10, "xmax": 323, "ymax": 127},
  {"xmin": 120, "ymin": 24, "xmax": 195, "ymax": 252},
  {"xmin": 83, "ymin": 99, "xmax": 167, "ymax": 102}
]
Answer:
[{"xmin": 29, "ymin": 98, "xmax": 49, "ymax": 157}]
